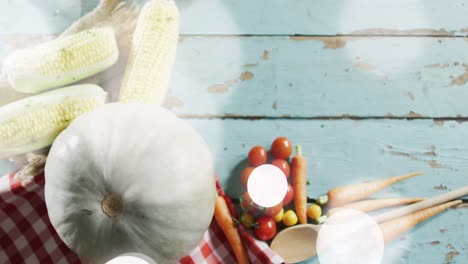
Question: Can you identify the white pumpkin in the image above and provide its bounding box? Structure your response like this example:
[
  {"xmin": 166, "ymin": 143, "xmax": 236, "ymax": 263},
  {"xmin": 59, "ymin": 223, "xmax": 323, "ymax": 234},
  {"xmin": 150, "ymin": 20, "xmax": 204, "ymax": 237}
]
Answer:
[{"xmin": 45, "ymin": 103, "xmax": 216, "ymax": 264}]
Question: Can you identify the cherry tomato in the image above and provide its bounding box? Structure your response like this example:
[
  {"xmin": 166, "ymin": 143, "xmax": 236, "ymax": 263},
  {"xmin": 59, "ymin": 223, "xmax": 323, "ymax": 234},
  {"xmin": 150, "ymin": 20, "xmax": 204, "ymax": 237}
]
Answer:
[
  {"xmin": 240, "ymin": 213, "xmax": 255, "ymax": 228},
  {"xmin": 240, "ymin": 167, "xmax": 255, "ymax": 188},
  {"xmin": 271, "ymin": 137, "xmax": 292, "ymax": 159},
  {"xmin": 283, "ymin": 210, "xmax": 298, "ymax": 226},
  {"xmin": 248, "ymin": 146, "xmax": 268, "ymax": 166},
  {"xmin": 271, "ymin": 159, "xmax": 291, "ymax": 178},
  {"xmin": 263, "ymin": 202, "xmax": 283, "ymax": 217},
  {"xmin": 241, "ymin": 192, "xmax": 260, "ymax": 214},
  {"xmin": 254, "ymin": 216, "xmax": 277, "ymax": 241},
  {"xmin": 282, "ymin": 184, "xmax": 294, "ymax": 205}
]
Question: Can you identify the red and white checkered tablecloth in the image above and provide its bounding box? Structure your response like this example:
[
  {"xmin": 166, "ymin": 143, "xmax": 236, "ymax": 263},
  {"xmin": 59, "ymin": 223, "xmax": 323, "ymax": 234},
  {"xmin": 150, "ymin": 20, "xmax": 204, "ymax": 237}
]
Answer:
[{"xmin": 0, "ymin": 171, "xmax": 284, "ymax": 264}]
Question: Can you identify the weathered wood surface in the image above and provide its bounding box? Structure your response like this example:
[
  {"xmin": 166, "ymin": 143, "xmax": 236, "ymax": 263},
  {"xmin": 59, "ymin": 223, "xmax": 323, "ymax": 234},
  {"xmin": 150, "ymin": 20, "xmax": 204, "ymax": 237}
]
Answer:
[
  {"xmin": 167, "ymin": 36, "xmax": 468, "ymax": 118},
  {"xmin": 81, "ymin": 0, "xmax": 468, "ymax": 36},
  {"xmin": 0, "ymin": 1, "xmax": 467, "ymax": 263}
]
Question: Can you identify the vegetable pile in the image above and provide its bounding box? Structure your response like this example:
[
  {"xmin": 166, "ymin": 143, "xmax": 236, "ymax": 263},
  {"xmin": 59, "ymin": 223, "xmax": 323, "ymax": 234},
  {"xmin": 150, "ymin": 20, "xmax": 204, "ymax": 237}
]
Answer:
[{"xmin": 236, "ymin": 137, "xmax": 328, "ymax": 242}]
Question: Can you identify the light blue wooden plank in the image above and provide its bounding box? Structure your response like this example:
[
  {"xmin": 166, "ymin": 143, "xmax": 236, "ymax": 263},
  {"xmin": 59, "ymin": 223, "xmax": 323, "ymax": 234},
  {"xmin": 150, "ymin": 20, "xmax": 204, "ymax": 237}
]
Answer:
[
  {"xmin": 0, "ymin": 0, "xmax": 81, "ymax": 34},
  {"xmin": 79, "ymin": 0, "xmax": 468, "ymax": 36},
  {"xmin": 166, "ymin": 36, "xmax": 468, "ymax": 118},
  {"xmin": 178, "ymin": 0, "xmax": 468, "ymax": 36},
  {"xmin": 186, "ymin": 118, "xmax": 468, "ymax": 263}
]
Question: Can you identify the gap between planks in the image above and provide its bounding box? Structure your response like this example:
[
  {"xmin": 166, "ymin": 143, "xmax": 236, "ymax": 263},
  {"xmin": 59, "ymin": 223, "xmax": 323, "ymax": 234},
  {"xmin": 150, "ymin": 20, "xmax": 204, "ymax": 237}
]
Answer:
[
  {"xmin": 1, "ymin": 34, "xmax": 467, "ymax": 39},
  {"xmin": 179, "ymin": 33, "xmax": 468, "ymax": 38},
  {"xmin": 177, "ymin": 115, "xmax": 468, "ymax": 122}
]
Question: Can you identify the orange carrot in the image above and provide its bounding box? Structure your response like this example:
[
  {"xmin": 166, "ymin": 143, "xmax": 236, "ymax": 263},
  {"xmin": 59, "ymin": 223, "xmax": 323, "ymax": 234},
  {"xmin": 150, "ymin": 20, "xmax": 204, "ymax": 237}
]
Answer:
[
  {"xmin": 327, "ymin": 197, "xmax": 424, "ymax": 216},
  {"xmin": 214, "ymin": 196, "xmax": 250, "ymax": 264},
  {"xmin": 292, "ymin": 145, "xmax": 307, "ymax": 224},
  {"xmin": 327, "ymin": 172, "xmax": 424, "ymax": 208},
  {"xmin": 379, "ymin": 200, "xmax": 461, "ymax": 243}
]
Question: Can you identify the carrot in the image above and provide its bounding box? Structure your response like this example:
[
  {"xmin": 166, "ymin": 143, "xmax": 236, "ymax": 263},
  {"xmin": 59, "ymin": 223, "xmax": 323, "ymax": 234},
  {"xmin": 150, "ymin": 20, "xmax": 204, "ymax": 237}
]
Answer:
[
  {"xmin": 327, "ymin": 171, "xmax": 424, "ymax": 208},
  {"xmin": 327, "ymin": 197, "xmax": 424, "ymax": 216},
  {"xmin": 214, "ymin": 196, "xmax": 250, "ymax": 264},
  {"xmin": 292, "ymin": 145, "xmax": 307, "ymax": 224},
  {"xmin": 379, "ymin": 200, "xmax": 461, "ymax": 243}
]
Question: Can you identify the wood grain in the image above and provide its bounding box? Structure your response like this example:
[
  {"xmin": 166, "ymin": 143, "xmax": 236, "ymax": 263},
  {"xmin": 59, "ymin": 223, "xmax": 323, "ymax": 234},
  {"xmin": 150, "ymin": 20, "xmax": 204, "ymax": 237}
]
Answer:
[{"xmin": 166, "ymin": 36, "xmax": 468, "ymax": 118}]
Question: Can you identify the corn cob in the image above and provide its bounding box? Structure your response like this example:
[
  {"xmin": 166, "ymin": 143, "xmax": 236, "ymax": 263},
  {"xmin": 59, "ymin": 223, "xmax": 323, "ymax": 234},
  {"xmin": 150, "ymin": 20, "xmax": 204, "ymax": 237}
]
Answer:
[
  {"xmin": 2, "ymin": 27, "xmax": 119, "ymax": 94},
  {"xmin": 0, "ymin": 84, "xmax": 107, "ymax": 157},
  {"xmin": 119, "ymin": 0, "xmax": 179, "ymax": 105}
]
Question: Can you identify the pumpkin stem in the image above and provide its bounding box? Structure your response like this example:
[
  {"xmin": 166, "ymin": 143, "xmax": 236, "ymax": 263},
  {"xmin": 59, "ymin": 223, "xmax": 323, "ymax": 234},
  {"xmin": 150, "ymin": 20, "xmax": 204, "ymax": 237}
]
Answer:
[{"xmin": 101, "ymin": 192, "xmax": 123, "ymax": 218}]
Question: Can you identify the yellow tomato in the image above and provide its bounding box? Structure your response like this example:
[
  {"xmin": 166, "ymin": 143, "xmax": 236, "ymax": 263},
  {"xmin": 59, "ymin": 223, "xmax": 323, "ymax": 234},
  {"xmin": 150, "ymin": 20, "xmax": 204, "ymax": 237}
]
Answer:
[
  {"xmin": 307, "ymin": 204, "xmax": 322, "ymax": 220},
  {"xmin": 240, "ymin": 213, "xmax": 255, "ymax": 228},
  {"xmin": 283, "ymin": 210, "xmax": 298, "ymax": 226},
  {"xmin": 273, "ymin": 208, "xmax": 284, "ymax": 223}
]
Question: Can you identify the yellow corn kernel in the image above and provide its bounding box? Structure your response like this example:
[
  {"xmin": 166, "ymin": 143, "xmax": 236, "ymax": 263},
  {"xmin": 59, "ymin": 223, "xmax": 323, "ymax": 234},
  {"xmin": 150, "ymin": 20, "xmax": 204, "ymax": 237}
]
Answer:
[
  {"xmin": 119, "ymin": 0, "xmax": 179, "ymax": 105},
  {"xmin": 2, "ymin": 27, "xmax": 118, "ymax": 94},
  {"xmin": 0, "ymin": 84, "xmax": 106, "ymax": 157}
]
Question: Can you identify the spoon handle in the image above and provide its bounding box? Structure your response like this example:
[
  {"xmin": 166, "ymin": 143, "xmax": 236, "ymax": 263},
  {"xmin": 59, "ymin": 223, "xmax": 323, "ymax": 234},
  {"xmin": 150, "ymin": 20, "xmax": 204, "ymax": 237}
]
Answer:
[{"xmin": 374, "ymin": 185, "xmax": 468, "ymax": 223}]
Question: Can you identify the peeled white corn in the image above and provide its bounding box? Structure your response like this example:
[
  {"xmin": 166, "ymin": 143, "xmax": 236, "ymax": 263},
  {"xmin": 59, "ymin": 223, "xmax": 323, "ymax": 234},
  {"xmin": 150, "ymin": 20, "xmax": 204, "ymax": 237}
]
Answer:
[
  {"xmin": 0, "ymin": 84, "xmax": 107, "ymax": 157},
  {"xmin": 119, "ymin": 0, "xmax": 179, "ymax": 105},
  {"xmin": 2, "ymin": 27, "xmax": 119, "ymax": 94}
]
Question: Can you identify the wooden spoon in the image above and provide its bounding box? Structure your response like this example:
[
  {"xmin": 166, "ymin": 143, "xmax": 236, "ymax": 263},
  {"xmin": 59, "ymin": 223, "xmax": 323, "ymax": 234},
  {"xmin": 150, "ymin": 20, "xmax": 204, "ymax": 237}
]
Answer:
[{"xmin": 270, "ymin": 185, "xmax": 468, "ymax": 263}]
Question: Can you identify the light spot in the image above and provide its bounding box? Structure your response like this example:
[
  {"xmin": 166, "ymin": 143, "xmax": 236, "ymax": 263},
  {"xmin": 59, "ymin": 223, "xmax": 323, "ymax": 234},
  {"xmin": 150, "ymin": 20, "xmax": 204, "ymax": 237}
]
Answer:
[
  {"xmin": 317, "ymin": 209, "xmax": 384, "ymax": 264},
  {"xmin": 247, "ymin": 164, "xmax": 288, "ymax": 207},
  {"xmin": 105, "ymin": 254, "xmax": 156, "ymax": 264}
]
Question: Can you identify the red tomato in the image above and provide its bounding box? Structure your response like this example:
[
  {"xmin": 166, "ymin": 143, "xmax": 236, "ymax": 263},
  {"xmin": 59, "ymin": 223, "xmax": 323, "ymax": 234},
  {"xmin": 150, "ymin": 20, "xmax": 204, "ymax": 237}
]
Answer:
[
  {"xmin": 241, "ymin": 192, "xmax": 260, "ymax": 214},
  {"xmin": 282, "ymin": 184, "xmax": 294, "ymax": 205},
  {"xmin": 240, "ymin": 167, "xmax": 255, "ymax": 188},
  {"xmin": 271, "ymin": 137, "xmax": 292, "ymax": 159},
  {"xmin": 264, "ymin": 202, "xmax": 283, "ymax": 217},
  {"xmin": 248, "ymin": 146, "xmax": 268, "ymax": 166},
  {"xmin": 254, "ymin": 216, "xmax": 277, "ymax": 241},
  {"xmin": 271, "ymin": 159, "xmax": 291, "ymax": 178}
]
